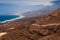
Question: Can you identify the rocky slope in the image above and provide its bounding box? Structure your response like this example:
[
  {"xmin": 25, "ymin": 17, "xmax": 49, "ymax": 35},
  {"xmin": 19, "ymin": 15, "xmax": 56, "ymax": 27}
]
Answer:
[{"xmin": 0, "ymin": 9, "xmax": 60, "ymax": 40}]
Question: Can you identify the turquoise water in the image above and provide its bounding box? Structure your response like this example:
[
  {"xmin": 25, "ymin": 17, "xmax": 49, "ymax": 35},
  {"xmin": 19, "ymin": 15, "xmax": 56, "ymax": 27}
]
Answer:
[{"xmin": 0, "ymin": 15, "xmax": 20, "ymax": 23}]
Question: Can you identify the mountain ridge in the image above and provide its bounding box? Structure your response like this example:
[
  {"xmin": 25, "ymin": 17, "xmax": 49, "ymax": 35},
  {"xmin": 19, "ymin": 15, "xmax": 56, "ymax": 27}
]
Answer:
[{"xmin": 0, "ymin": 8, "xmax": 60, "ymax": 40}]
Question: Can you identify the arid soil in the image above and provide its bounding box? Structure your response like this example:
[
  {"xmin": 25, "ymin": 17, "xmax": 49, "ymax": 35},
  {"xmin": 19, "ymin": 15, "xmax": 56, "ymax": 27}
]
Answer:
[{"xmin": 0, "ymin": 9, "xmax": 60, "ymax": 40}]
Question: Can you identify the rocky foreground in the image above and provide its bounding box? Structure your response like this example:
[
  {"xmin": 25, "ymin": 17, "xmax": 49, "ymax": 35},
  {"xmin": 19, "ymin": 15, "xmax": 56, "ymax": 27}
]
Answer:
[{"xmin": 0, "ymin": 9, "xmax": 60, "ymax": 40}]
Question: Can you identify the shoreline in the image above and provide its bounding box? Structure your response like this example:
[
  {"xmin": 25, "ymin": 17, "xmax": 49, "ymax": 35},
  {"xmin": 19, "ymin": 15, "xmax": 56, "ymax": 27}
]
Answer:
[{"xmin": 0, "ymin": 16, "xmax": 25, "ymax": 23}]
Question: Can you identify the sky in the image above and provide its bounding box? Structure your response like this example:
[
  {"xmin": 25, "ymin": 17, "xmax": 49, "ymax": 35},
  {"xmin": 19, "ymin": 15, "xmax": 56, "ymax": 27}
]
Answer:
[{"xmin": 0, "ymin": 0, "xmax": 60, "ymax": 15}]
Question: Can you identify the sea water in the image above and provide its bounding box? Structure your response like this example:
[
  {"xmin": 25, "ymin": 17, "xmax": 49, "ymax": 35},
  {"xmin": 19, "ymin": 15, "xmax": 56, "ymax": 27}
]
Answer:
[{"xmin": 0, "ymin": 15, "xmax": 20, "ymax": 23}]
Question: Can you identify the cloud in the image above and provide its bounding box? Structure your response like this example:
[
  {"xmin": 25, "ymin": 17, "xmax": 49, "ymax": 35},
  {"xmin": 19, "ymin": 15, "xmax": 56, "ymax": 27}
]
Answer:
[
  {"xmin": 0, "ymin": 0, "xmax": 55, "ymax": 6},
  {"xmin": 51, "ymin": 0, "xmax": 60, "ymax": 5},
  {"xmin": 0, "ymin": 0, "xmax": 57, "ymax": 15}
]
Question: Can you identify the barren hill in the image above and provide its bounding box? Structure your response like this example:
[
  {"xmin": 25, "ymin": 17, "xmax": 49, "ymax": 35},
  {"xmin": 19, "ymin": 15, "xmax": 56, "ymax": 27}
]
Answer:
[{"xmin": 0, "ymin": 9, "xmax": 60, "ymax": 40}]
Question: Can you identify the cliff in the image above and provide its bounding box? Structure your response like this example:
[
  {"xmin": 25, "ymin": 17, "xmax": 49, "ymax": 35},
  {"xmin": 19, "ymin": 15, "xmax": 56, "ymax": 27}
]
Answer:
[{"xmin": 0, "ymin": 9, "xmax": 60, "ymax": 40}]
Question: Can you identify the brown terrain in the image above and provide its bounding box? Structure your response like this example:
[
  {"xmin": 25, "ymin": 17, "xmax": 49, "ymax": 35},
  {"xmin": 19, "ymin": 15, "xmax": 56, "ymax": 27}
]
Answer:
[{"xmin": 0, "ymin": 9, "xmax": 60, "ymax": 40}]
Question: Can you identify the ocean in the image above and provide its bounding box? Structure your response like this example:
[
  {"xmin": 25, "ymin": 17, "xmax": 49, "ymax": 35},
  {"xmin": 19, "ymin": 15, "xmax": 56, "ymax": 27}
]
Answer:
[{"xmin": 0, "ymin": 15, "xmax": 20, "ymax": 23}]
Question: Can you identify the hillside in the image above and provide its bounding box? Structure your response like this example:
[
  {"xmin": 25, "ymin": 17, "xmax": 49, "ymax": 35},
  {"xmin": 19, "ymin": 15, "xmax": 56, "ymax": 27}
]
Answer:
[
  {"xmin": 0, "ymin": 9, "xmax": 60, "ymax": 40},
  {"xmin": 22, "ymin": 5, "xmax": 60, "ymax": 17}
]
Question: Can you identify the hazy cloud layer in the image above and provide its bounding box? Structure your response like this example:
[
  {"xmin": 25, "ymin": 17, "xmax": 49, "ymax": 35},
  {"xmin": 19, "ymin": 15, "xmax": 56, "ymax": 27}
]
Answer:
[
  {"xmin": 0, "ymin": 0, "xmax": 59, "ymax": 15},
  {"xmin": 51, "ymin": 0, "xmax": 60, "ymax": 5},
  {"xmin": 0, "ymin": 0, "xmax": 55, "ymax": 6}
]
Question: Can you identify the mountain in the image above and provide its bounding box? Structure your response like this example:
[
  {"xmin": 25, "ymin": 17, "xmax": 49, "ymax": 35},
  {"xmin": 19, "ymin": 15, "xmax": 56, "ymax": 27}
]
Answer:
[
  {"xmin": 22, "ymin": 5, "xmax": 60, "ymax": 17},
  {"xmin": 0, "ymin": 9, "xmax": 60, "ymax": 40}
]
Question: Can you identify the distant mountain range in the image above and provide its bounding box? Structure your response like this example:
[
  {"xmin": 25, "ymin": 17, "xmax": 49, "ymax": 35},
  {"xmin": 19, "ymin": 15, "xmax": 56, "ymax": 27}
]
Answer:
[{"xmin": 22, "ymin": 5, "xmax": 60, "ymax": 17}]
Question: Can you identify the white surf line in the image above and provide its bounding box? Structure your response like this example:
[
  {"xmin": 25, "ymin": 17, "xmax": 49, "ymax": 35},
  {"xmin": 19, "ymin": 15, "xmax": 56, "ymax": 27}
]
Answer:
[
  {"xmin": 32, "ymin": 23, "xmax": 60, "ymax": 27},
  {"xmin": 0, "ymin": 16, "xmax": 25, "ymax": 23},
  {"xmin": 0, "ymin": 32, "xmax": 8, "ymax": 37}
]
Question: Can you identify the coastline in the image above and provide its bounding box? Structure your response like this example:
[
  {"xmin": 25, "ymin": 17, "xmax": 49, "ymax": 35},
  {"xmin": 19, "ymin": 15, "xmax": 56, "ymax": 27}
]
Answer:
[{"xmin": 0, "ymin": 16, "xmax": 25, "ymax": 23}]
